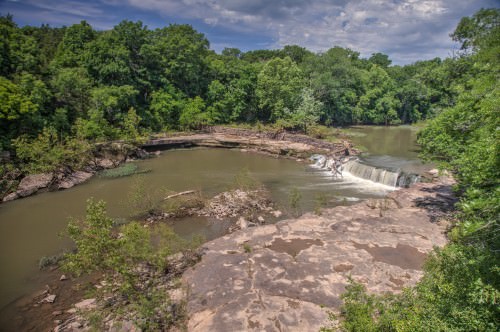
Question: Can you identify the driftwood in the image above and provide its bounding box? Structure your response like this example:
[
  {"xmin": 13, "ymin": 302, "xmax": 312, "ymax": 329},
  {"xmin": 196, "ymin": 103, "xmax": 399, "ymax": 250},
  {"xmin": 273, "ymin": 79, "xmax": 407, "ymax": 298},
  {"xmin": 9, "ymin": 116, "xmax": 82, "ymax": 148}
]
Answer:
[{"xmin": 164, "ymin": 190, "xmax": 197, "ymax": 200}]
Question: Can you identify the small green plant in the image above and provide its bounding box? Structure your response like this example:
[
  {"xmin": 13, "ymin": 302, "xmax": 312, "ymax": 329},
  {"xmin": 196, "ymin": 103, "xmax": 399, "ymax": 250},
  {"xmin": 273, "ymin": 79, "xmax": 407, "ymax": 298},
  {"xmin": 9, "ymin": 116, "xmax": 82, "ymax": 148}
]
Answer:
[
  {"xmin": 288, "ymin": 187, "xmax": 302, "ymax": 216},
  {"xmin": 38, "ymin": 253, "xmax": 65, "ymax": 269},
  {"xmin": 314, "ymin": 192, "xmax": 329, "ymax": 215},
  {"xmin": 125, "ymin": 176, "xmax": 165, "ymax": 217},
  {"xmin": 231, "ymin": 168, "xmax": 260, "ymax": 191},
  {"xmin": 242, "ymin": 243, "xmax": 252, "ymax": 253}
]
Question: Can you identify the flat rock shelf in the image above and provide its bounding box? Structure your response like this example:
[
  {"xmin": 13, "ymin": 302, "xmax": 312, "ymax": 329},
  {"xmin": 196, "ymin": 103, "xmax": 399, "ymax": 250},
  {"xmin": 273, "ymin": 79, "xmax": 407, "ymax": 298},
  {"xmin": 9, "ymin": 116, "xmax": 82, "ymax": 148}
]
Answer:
[{"xmin": 183, "ymin": 178, "xmax": 455, "ymax": 331}]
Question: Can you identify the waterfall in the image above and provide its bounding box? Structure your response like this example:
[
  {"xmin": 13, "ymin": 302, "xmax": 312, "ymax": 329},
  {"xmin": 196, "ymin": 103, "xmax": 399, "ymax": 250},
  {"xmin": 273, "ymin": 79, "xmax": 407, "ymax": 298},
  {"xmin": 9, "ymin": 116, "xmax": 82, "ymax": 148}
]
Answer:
[
  {"xmin": 310, "ymin": 155, "xmax": 420, "ymax": 188},
  {"xmin": 343, "ymin": 160, "xmax": 400, "ymax": 187}
]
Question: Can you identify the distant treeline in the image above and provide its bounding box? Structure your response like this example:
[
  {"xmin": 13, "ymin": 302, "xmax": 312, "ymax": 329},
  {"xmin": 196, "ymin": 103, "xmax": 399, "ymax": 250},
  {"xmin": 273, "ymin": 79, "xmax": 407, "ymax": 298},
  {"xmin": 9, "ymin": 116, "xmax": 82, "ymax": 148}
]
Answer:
[{"xmin": 0, "ymin": 14, "xmax": 470, "ymax": 150}]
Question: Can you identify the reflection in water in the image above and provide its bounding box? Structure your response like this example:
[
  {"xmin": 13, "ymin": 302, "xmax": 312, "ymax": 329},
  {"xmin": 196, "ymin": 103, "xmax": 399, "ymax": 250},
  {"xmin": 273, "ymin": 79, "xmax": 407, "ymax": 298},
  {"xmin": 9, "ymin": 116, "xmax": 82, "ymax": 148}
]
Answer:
[{"xmin": 348, "ymin": 125, "xmax": 431, "ymax": 174}]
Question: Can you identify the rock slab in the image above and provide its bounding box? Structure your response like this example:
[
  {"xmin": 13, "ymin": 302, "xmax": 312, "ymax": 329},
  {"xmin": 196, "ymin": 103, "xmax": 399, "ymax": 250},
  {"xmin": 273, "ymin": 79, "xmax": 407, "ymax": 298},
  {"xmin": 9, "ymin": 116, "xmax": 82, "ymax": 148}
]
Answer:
[{"xmin": 183, "ymin": 181, "xmax": 453, "ymax": 331}]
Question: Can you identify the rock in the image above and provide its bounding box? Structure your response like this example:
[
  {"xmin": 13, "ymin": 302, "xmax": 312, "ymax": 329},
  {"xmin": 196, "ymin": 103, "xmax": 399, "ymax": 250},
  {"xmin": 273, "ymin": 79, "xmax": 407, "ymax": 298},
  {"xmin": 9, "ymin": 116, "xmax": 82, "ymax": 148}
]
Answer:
[
  {"xmin": 52, "ymin": 310, "xmax": 62, "ymax": 316},
  {"xmin": 153, "ymin": 150, "xmax": 161, "ymax": 156},
  {"xmin": 74, "ymin": 298, "xmax": 96, "ymax": 310},
  {"xmin": 257, "ymin": 216, "xmax": 265, "ymax": 223},
  {"xmin": 428, "ymin": 168, "xmax": 439, "ymax": 176},
  {"xmin": 58, "ymin": 171, "xmax": 93, "ymax": 190},
  {"xmin": 66, "ymin": 308, "xmax": 77, "ymax": 314},
  {"xmin": 237, "ymin": 217, "xmax": 248, "ymax": 230},
  {"xmin": 40, "ymin": 294, "xmax": 56, "ymax": 303},
  {"xmin": 183, "ymin": 180, "xmax": 452, "ymax": 331},
  {"xmin": 96, "ymin": 158, "xmax": 115, "ymax": 169},
  {"xmin": 59, "ymin": 274, "xmax": 67, "ymax": 281},
  {"xmin": 16, "ymin": 173, "xmax": 53, "ymax": 197},
  {"xmin": 272, "ymin": 210, "xmax": 283, "ymax": 218},
  {"xmin": 2, "ymin": 192, "xmax": 19, "ymax": 202}
]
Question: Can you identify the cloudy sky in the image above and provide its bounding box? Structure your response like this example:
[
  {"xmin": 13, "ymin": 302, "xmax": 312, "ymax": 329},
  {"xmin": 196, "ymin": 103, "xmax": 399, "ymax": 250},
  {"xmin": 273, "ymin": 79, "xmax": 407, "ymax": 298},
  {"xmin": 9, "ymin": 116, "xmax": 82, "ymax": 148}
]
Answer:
[{"xmin": 1, "ymin": 0, "xmax": 498, "ymax": 64}]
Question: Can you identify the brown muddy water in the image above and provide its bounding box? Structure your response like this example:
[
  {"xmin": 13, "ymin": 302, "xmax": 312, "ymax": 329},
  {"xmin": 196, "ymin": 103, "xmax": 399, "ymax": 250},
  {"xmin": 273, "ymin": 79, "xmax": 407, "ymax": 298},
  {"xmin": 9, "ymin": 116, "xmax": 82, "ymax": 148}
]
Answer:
[{"xmin": 348, "ymin": 125, "xmax": 431, "ymax": 174}]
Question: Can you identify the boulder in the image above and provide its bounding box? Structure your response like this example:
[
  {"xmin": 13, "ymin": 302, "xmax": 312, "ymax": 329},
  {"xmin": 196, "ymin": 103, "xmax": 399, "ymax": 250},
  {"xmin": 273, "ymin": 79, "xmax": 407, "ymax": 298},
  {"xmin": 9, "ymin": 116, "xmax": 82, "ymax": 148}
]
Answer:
[
  {"xmin": 96, "ymin": 158, "xmax": 115, "ymax": 169},
  {"xmin": 74, "ymin": 298, "xmax": 96, "ymax": 310},
  {"xmin": 16, "ymin": 173, "xmax": 53, "ymax": 197},
  {"xmin": 2, "ymin": 192, "xmax": 19, "ymax": 202},
  {"xmin": 58, "ymin": 171, "xmax": 93, "ymax": 190}
]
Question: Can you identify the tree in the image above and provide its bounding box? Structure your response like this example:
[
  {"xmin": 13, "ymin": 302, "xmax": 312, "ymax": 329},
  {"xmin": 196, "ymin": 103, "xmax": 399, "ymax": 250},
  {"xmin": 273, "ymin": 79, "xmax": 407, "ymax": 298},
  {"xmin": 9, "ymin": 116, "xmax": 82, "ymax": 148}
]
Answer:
[
  {"xmin": 51, "ymin": 67, "xmax": 92, "ymax": 118},
  {"xmin": 52, "ymin": 21, "xmax": 95, "ymax": 68},
  {"xmin": 357, "ymin": 65, "xmax": 400, "ymax": 124},
  {"xmin": 179, "ymin": 96, "xmax": 209, "ymax": 130},
  {"xmin": 288, "ymin": 88, "xmax": 323, "ymax": 133},
  {"xmin": 256, "ymin": 56, "xmax": 304, "ymax": 122},
  {"xmin": 303, "ymin": 47, "xmax": 365, "ymax": 125},
  {"xmin": 90, "ymin": 85, "xmax": 138, "ymax": 125},
  {"xmin": 368, "ymin": 52, "xmax": 392, "ymax": 68},
  {"xmin": 148, "ymin": 24, "xmax": 210, "ymax": 97}
]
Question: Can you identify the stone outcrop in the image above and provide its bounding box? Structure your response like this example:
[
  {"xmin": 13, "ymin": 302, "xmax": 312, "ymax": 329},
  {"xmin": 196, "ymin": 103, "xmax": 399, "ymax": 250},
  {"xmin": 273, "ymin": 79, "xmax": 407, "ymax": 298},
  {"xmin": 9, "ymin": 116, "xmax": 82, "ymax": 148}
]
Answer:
[
  {"xmin": 143, "ymin": 130, "xmax": 354, "ymax": 160},
  {"xmin": 183, "ymin": 179, "xmax": 455, "ymax": 331},
  {"xmin": 57, "ymin": 171, "xmax": 94, "ymax": 190},
  {"xmin": 2, "ymin": 173, "xmax": 53, "ymax": 201}
]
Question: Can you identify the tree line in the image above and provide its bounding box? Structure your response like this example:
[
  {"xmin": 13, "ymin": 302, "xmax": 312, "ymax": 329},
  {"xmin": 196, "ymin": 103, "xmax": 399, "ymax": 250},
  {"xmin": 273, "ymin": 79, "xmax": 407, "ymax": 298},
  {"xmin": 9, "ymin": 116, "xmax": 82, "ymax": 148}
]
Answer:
[{"xmin": 1, "ymin": 14, "xmax": 467, "ymax": 152}]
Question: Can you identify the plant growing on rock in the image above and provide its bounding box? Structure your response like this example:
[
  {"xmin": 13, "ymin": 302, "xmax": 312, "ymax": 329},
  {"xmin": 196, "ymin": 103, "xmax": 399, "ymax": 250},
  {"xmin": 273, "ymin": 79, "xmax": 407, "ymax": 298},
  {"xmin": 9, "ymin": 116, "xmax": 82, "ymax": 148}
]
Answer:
[{"xmin": 62, "ymin": 198, "xmax": 202, "ymax": 330}]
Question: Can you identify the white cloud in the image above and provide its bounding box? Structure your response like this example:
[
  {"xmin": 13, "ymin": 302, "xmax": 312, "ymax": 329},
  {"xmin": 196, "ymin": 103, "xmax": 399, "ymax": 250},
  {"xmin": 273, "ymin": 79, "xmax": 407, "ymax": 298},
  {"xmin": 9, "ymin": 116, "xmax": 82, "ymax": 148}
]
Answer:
[
  {"xmin": 121, "ymin": 0, "xmax": 492, "ymax": 63},
  {"xmin": 3, "ymin": 0, "xmax": 496, "ymax": 63}
]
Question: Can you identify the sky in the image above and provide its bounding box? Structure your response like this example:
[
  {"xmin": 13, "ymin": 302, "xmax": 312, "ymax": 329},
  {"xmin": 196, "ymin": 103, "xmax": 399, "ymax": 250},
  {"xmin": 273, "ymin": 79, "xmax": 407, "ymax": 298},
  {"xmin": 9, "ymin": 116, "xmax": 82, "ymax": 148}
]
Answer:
[{"xmin": 1, "ymin": 0, "xmax": 498, "ymax": 65}]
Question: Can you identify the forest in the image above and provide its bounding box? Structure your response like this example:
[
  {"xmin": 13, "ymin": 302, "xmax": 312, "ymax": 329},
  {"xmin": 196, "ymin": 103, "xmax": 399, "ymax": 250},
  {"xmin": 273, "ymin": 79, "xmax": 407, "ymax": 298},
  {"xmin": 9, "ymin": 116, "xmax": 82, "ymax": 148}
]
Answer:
[{"xmin": 0, "ymin": 7, "xmax": 499, "ymax": 331}]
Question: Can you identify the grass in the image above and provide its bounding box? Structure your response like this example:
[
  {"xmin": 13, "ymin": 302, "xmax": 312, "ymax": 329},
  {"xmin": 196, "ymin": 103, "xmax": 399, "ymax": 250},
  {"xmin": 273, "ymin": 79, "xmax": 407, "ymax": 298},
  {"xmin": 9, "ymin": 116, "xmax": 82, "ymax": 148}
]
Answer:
[{"xmin": 100, "ymin": 163, "xmax": 151, "ymax": 178}]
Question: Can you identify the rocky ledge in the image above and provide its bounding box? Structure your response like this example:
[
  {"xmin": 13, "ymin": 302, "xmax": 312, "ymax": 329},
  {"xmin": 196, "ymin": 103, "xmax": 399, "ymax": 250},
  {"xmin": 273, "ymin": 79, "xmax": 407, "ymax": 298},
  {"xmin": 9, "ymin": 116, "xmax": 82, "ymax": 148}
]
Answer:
[{"xmin": 183, "ymin": 177, "xmax": 456, "ymax": 331}]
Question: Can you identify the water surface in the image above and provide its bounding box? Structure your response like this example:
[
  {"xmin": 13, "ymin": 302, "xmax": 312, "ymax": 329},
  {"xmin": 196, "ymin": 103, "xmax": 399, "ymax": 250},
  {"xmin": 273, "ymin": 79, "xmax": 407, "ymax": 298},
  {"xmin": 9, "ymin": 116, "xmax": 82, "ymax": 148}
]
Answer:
[{"xmin": 348, "ymin": 125, "xmax": 431, "ymax": 174}]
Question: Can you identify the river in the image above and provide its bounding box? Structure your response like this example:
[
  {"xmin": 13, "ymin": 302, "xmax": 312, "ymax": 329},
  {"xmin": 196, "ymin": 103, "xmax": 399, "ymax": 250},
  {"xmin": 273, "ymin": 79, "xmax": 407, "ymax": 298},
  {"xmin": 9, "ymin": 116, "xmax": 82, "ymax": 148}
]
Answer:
[{"xmin": 0, "ymin": 125, "xmax": 428, "ymax": 312}]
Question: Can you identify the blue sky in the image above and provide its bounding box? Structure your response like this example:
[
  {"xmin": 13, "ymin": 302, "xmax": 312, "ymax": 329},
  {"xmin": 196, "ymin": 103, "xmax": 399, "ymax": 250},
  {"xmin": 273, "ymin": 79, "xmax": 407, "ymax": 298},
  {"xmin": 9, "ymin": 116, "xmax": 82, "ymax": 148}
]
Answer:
[{"xmin": 1, "ymin": 0, "xmax": 498, "ymax": 64}]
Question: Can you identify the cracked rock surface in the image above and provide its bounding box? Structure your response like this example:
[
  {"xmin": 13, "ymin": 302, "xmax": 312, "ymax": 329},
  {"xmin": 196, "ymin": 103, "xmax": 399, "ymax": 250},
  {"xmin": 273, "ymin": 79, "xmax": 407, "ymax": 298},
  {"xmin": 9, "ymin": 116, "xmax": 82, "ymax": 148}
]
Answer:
[{"xmin": 183, "ymin": 179, "xmax": 454, "ymax": 331}]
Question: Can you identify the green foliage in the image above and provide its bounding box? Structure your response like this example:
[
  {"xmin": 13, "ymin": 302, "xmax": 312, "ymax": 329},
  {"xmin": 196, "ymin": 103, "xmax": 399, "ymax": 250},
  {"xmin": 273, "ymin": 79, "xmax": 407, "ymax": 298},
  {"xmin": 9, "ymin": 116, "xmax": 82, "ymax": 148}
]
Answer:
[
  {"xmin": 63, "ymin": 198, "xmax": 201, "ymax": 329},
  {"xmin": 256, "ymin": 56, "xmax": 304, "ymax": 122},
  {"xmin": 288, "ymin": 187, "xmax": 302, "ymax": 216},
  {"xmin": 333, "ymin": 9, "xmax": 500, "ymax": 332},
  {"xmin": 231, "ymin": 168, "xmax": 260, "ymax": 191},
  {"xmin": 126, "ymin": 176, "xmax": 165, "ymax": 217},
  {"xmin": 179, "ymin": 96, "xmax": 209, "ymax": 130},
  {"xmin": 12, "ymin": 126, "xmax": 91, "ymax": 174},
  {"xmin": 100, "ymin": 163, "xmax": 146, "ymax": 178}
]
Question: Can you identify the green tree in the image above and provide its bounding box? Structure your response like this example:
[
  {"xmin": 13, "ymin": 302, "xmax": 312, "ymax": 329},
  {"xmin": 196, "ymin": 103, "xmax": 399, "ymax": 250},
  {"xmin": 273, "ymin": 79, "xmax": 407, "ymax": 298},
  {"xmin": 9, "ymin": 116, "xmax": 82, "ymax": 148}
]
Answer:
[
  {"xmin": 256, "ymin": 56, "xmax": 304, "ymax": 122},
  {"xmin": 51, "ymin": 67, "xmax": 92, "ymax": 119},
  {"xmin": 148, "ymin": 24, "xmax": 210, "ymax": 97},
  {"xmin": 52, "ymin": 21, "xmax": 95, "ymax": 68},
  {"xmin": 179, "ymin": 96, "xmax": 209, "ymax": 130},
  {"xmin": 287, "ymin": 88, "xmax": 323, "ymax": 133}
]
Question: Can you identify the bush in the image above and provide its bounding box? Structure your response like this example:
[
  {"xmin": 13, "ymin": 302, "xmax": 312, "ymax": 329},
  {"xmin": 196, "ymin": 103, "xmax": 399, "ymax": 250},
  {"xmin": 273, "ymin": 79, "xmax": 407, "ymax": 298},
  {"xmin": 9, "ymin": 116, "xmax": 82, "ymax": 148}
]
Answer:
[{"xmin": 62, "ymin": 198, "xmax": 202, "ymax": 330}]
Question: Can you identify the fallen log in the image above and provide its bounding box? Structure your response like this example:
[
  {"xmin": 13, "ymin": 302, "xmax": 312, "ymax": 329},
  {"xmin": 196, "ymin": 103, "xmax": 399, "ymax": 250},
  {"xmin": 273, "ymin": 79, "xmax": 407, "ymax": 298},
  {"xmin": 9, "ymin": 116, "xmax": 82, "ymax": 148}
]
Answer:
[{"xmin": 164, "ymin": 190, "xmax": 197, "ymax": 200}]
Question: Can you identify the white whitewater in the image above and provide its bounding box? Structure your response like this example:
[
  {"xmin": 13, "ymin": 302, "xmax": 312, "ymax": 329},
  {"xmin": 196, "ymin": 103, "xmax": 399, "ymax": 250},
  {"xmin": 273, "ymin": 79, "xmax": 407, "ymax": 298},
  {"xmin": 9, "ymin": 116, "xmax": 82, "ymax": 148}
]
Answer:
[{"xmin": 310, "ymin": 155, "xmax": 419, "ymax": 188}]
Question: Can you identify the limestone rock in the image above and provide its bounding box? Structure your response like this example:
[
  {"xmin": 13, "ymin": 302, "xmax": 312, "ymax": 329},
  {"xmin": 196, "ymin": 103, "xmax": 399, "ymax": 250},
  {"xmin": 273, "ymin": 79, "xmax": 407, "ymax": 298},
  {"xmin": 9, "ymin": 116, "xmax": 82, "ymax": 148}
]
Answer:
[
  {"xmin": 74, "ymin": 298, "xmax": 96, "ymax": 310},
  {"xmin": 58, "ymin": 171, "xmax": 93, "ymax": 190},
  {"xmin": 183, "ymin": 181, "xmax": 452, "ymax": 331},
  {"xmin": 16, "ymin": 173, "xmax": 53, "ymax": 197},
  {"xmin": 39, "ymin": 294, "xmax": 56, "ymax": 304},
  {"xmin": 2, "ymin": 192, "xmax": 19, "ymax": 202}
]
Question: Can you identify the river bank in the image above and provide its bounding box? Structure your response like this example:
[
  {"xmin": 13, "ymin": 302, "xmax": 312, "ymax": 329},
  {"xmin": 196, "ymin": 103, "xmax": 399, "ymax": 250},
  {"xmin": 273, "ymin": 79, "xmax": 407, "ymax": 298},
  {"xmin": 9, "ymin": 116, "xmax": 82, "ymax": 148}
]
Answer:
[
  {"xmin": 1, "ymin": 127, "xmax": 354, "ymax": 204},
  {"xmin": 183, "ymin": 174, "xmax": 456, "ymax": 331},
  {"xmin": 5, "ymin": 171, "xmax": 454, "ymax": 332}
]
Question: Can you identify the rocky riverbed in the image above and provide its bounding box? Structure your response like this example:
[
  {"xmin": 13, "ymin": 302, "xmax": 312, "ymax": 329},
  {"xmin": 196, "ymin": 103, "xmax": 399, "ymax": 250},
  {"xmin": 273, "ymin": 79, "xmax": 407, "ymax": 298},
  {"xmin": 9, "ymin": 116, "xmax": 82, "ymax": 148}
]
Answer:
[{"xmin": 183, "ymin": 175, "xmax": 455, "ymax": 331}]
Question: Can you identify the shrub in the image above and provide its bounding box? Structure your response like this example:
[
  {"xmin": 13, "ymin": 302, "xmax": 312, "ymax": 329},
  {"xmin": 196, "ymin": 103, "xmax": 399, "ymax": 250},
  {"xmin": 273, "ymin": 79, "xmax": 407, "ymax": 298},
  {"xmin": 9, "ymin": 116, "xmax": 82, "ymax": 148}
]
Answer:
[{"xmin": 62, "ymin": 198, "xmax": 202, "ymax": 330}]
